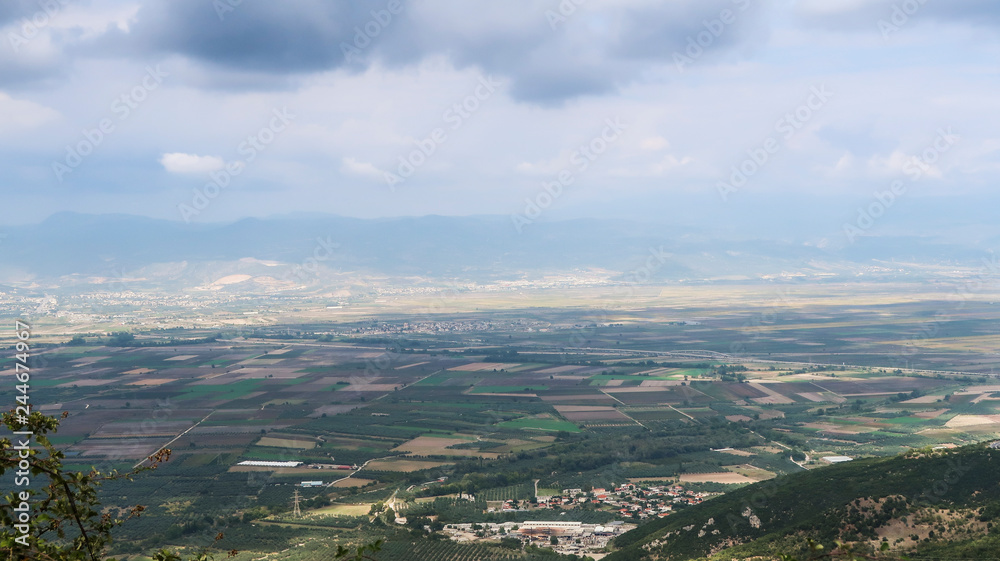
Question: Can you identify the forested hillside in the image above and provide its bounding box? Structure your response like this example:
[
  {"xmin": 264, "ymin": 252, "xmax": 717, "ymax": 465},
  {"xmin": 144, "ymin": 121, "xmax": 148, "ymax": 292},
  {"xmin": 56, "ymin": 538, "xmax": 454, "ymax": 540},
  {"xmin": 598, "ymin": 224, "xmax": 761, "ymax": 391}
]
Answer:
[{"xmin": 606, "ymin": 443, "xmax": 1000, "ymax": 561}]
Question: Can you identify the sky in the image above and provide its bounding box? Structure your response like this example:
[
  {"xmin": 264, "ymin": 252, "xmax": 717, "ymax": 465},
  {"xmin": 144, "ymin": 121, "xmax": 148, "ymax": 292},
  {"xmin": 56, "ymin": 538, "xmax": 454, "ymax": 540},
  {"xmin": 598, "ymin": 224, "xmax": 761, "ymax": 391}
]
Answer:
[{"xmin": 1, "ymin": 0, "xmax": 998, "ymax": 232}]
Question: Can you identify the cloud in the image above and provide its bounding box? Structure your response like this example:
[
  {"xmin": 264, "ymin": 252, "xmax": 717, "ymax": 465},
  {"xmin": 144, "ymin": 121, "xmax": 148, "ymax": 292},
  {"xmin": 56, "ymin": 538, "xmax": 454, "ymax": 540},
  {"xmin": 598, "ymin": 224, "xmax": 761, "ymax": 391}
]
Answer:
[
  {"xmin": 159, "ymin": 153, "xmax": 225, "ymax": 174},
  {"xmin": 639, "ymin": 136, "xmax": 671, "ymax": 151},
  {"xmin": 85, "ymin": 0, "xmax": 771, "ymax": 103},
  {"xmin": 0, "ymin": 93, "xmax": 59, "ymax": 134},
  {"xmin": 340, "ymin": 157, "xmax": 383, "ymax": 181}
]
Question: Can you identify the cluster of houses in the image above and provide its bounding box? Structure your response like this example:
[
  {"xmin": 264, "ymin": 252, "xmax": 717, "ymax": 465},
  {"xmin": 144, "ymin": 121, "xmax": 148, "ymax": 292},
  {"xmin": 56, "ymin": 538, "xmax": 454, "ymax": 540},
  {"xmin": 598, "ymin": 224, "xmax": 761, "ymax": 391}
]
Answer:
[
  {"xmin": 444, "ymin": 521, "xmax": 635, "ymax": 557},
  {"xmin": 528, "ymin": 483, "xmax": 707, "ymax": 520}
]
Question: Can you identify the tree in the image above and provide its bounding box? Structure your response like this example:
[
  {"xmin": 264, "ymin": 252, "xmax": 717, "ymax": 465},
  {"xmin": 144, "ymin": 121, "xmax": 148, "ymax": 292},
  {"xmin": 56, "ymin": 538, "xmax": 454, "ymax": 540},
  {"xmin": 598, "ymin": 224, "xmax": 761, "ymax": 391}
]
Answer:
[
  {"xmin": 1, "ymin": 410, "xmax": 183, "ymax": 560},
  {"xmin": 108, "ymin": 332, "xmax": 135, "ymax": 347},
  {"xmin": 2, "ymin": 410, "xmax": 384, "ymax": 561}
]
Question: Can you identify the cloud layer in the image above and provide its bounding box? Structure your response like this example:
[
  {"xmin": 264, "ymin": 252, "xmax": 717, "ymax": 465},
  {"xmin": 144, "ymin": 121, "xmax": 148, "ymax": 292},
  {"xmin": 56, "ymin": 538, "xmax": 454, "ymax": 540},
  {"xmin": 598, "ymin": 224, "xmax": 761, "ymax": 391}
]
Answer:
[{"xmin": 0, "ymin": 0, "xmax": 998, "ymax": 242}]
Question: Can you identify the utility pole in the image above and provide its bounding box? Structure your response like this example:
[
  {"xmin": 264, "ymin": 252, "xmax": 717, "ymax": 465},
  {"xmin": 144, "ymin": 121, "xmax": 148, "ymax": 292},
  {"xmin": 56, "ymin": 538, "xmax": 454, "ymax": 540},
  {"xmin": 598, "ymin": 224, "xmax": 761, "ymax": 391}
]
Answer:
[{"xmin": 292, "ymin": 489, "xmax": 302, "ymax": 518}]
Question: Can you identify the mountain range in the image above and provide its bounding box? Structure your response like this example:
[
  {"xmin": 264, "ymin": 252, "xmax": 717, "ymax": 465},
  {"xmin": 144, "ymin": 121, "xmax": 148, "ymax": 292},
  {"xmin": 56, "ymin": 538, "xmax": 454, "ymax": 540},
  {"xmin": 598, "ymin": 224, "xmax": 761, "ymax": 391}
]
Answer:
[{"xmin": 1, "ymin": 212, "xmax": 997, "ymax": 291}]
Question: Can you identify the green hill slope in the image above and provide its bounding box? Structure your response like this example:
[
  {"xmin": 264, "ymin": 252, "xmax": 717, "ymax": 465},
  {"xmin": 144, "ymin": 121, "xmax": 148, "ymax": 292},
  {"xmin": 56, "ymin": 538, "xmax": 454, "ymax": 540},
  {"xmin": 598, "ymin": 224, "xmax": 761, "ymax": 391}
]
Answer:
[{"xmin": 606, "ymin": 443, "xmax": 1000, "ymax": 561}]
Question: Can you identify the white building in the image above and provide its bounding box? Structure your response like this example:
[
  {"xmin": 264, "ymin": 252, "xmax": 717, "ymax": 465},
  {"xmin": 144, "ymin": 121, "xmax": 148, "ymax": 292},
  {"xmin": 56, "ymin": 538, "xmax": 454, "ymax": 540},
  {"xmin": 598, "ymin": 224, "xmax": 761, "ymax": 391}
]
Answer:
[{"xmin": 519, "ymin": 521, "xmax": 583, "ymax": 537}]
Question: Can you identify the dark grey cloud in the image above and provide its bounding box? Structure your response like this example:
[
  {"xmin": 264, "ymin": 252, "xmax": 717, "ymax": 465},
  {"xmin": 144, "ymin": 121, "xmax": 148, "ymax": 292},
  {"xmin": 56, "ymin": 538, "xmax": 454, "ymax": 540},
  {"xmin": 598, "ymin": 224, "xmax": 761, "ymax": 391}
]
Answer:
[
  {"xmin": 95, "ymin": 1, "xmax": 374, "ymax": 73},
  {"xmin": 85, "ymin": 0, "xmax": 770, "ymax": 103},
  {"xmin": 0, "ymin": 1, "xmax": 80, "ymax": 89}
]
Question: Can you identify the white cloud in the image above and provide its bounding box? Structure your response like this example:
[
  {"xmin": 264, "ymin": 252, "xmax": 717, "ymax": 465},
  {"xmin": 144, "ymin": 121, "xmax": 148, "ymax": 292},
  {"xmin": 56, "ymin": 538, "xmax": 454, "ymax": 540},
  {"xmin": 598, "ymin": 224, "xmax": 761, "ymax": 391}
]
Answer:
[
  {"xmin": 0, "ymin": 93, "xmax": 59, "ymax": 134},
  {"xmin": 159, "ymin": 153, "xmax": 225, "ymax": 174},
  {"xmin": 639, "ymin": 136, "xmax": 670, "ymax": 151},
  {"xmin": 340, "ymin": 157, "xmax": 384, "ymax": 181},
  {"xmin": 867, "ymin": 150, "xmax": 943, "ymax": 179}
]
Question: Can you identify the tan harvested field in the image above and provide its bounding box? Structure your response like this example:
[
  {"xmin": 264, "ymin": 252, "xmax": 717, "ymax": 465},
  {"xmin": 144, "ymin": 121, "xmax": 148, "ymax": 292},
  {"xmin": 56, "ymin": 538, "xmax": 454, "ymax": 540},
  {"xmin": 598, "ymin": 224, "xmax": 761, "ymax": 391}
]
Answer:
[
  {"xmin": 331, "ymin": 477, "xmax": 373, "ymax": 488},
  {"xmin": 70, "ymin": 357, "xmax": 102, "ymax": 365},
  {"xmin": 342, "ymin": 383, "xmax": 399, "ymax": 392},
  {"xmin": 639, "ymin": 380, "xmax": 682, "ymax": 387},
  {"xmin": 312, "ymin": 504, "xmax": 372, "ymax": 516},
  {"xmin": 679, "ymin": 472, "xmax": 756, "ymax": 484},
  {"xmin": 127, "ymin": 378, "xmax": 177, "ymax": 386},
  {"xmin": 257, "ymin": 436, "xmax": 316, "ymax": 449},
  {"xmin": 602, "ymin": 386, "xmax": 675, "ymax": 393},
  {"xmin": 242, "ymin": 358, "xmax": 286, "ymax": 366},
  {"xmin": 364, "ymin": 459, "xmax": 452, "ymax": 472},
  {"xmin": 903, "ymin": 395, "xmax": 946, "ymax": 404},
  {"xmin": 392, "ymin": 436, "xmax": 499, "ymax": 458},
  {"xmin": 945, "ymin": 414, "xmax": 1000, "ymax": 428},
  {"xmin": 166, "ymin": 355, "xmax": 198, "ymax": 361},
  {"xmin": 965, "ymin": 385, "xmax": 1000, "ymax": 393},
  {"xmin": 122, "ymin": 368, "xmax": 155, "ymax": 375},
  {"xmin": 726, "ymin": 415, "xmax": 753, "ymax": 422},
  {"xmin": 554, "ymin": 405, "xmax": 629, "ymax": 421},
  {"xmin": 634, "ymin": 368, "xmax": 678, "ymax": 377},
  {"xmin": 71, "ymin": 439, "xmax": 162, "ymax": 459},
  {"xmin": 747, "ymin": 382, "xmax": 796, "ymax": 404},
  {"xmin": 448, "ymin": 362, "xmax": 521, "ymax": 371},
  {"xmin": 727, "ymin": 464, "xmax": 776, "ymax": 480},
  {"xmin": 57, "ymin": 379, "xmax": 115, "ymax": 387}
]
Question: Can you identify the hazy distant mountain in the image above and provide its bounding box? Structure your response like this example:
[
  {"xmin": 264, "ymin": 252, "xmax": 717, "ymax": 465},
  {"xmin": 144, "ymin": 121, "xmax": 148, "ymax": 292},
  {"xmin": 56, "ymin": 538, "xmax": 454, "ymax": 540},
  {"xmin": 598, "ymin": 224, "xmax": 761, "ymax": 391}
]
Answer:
[{"xmin": 0, "ymin": 212, "xmax": 996, "ymax": 290}]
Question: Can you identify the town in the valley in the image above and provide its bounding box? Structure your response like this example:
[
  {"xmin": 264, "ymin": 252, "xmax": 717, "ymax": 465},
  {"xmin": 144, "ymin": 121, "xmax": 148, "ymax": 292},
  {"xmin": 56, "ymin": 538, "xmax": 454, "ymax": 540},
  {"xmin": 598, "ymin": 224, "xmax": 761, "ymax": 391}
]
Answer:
[{"xmin": 437, "ymin": 482, "xmax": 709, "ymax": 557}]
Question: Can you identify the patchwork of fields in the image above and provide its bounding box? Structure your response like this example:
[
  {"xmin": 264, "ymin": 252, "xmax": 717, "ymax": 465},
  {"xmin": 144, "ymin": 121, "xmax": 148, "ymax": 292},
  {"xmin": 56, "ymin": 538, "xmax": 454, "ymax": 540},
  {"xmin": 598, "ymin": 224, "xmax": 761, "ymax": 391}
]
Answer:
[{"xmin": 4, "ymin": 290, "xmax": 1000, "ymax": 559}]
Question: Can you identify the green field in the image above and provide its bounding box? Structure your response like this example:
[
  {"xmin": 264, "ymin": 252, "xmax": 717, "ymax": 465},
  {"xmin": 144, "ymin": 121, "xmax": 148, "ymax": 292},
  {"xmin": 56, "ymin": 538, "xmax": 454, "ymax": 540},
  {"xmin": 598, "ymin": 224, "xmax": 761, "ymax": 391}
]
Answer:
[{"xmin": 498, "ymin": 418, "xmax": 581, "ymax": 432}]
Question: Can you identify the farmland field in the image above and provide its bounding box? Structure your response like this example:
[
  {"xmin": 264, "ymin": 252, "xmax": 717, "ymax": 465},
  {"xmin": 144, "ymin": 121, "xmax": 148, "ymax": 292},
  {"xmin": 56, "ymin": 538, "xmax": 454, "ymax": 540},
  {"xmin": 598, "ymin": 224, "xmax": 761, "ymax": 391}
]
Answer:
[{"xmin": 5, "ymin": 283, "xmax": 1000, "ymax": 559}]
